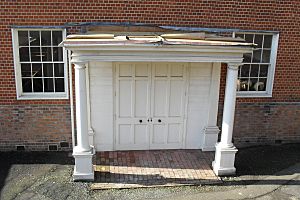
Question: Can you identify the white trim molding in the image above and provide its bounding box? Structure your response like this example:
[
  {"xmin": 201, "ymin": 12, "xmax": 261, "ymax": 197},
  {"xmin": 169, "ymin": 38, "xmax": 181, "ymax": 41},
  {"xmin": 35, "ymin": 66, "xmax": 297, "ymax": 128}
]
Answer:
[
  {"xmin": 212, "ymin": 63, "xmax": 241, "ymax": 176},
  {"xmin": 234, "ymin": 32, "xmax": 279, "ymax": 98},
  {"xmin": 73, "ymin": 61, "xmax": 94, "ymax": 181},
  {"xmin": 12, "ymin": 28, "xmax": 69, "ymax": 100},
  {"xmin": 202, "ymin": 62, "xmax": 221, "ymax": 151}
]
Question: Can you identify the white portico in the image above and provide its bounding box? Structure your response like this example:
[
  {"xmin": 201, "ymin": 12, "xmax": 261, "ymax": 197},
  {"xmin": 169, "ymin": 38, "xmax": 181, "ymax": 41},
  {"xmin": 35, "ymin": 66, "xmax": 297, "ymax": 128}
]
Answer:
[{"xmin": 60, "ymin": 32, "xmax": 254, "ymax": 180}]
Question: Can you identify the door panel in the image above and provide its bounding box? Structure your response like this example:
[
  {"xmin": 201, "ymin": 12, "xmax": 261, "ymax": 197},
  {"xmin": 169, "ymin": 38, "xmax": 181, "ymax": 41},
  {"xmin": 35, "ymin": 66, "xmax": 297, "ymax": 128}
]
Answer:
[
  {"xmin": 150, "ymin": 63, "xmax": 186, "ymax": 149},
  {"xmin": 169, "ymin": 80, "xmax": 184, "ymax": 117},
  {"xmin": 168, "ymin": 123, "xmax": 181, "ymax": 143},
  {"xmin": 135, "ymin": 80, "xmax": 149, "ymax": 117},
  {"xmin": 134, "ymin": 124, "xmax": 148, "ymax": 144},
  {"xmin": 119, "ymin": 124, "xmax": 132, "ymax": 145},
  {"xmin": 119, "ymin": 80, "xmax": 132, "ymax": 117},
  {"xmin": 153, "ymin": 80, "xmax": 168, "ymax": 117},
  {"xmin": 152, "ymin": 124, "xmax": 166, "ymax": 144},
  {"xmin": 116, "ymin": 63, "xmax": 151, "ymax": 150},
  {"xmin": 116, "ymin": 62, "xmax": 186, "ymax": 150}
]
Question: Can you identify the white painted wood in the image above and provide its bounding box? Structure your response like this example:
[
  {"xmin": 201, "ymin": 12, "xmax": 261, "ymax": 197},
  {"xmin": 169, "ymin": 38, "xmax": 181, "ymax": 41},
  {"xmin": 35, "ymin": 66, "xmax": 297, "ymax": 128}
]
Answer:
[
  {"xmin": 115, "ymin": 62, "xmax": 186, "ymax": 150},
  {"xmin": 90, "ymin": 61, "xmax": 221, "ymax": 151},
  {"xmin": 185, "ymin": 63, "xmax": 212, "ymax": 149},
  {"xmin": 73, "ymin": 62, "xmax": 91, "ymax": 152},
  {"xmin": 89, "ymin": 62, "xmax": 114, "ymax": 151},
  {"xmin": 150, "ymin": 63, "xmax": 186, "ymax": 149},
  {"xmin": 115, "ymin": 62, "xmax": 151, "ymax": 150},
  {"xmin": 73, "ymin": 61, "xmax": 94, "ymax": 181},
  {"xmin": 85, "ymin": 63, "xmax": 95, "ymax": 147},
  {"xmin": 213, "ymin": 63, "xmax": 240, "ymax": 176},
  {"xmin": 220, "ymin": 64, "xmax": 239, "ymax": 147},
  {"xmin": 202, "ymin": 62, "xmax": 221, "ymax": 151}
]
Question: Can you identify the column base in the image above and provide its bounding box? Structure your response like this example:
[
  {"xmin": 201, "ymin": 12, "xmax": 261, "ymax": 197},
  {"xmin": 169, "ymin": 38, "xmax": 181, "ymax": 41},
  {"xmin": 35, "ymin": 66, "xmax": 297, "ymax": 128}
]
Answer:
[
  {"xmin": 202, "ymin": 126, "xmax": 220, "ymax": 151},
  {"xmin": 73, "ymin": 146, "xmax": 94, "ymax": 181},
  {"xmin": 212, "ymin": 143, "xmax": 238, "ymax": 176}
]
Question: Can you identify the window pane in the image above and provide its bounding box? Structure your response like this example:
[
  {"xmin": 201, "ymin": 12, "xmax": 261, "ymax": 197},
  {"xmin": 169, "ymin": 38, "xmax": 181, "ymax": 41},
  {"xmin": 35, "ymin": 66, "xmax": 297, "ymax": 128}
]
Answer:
[
  {"xmin": 54, "ymin": 63, "xmax": 64, "ymax": 77},
  {"xmin": 250, "ymin": 64, "xmax": 259, "ymax": 77},
  {"xmin": 239, "ymin": 78, "xmax": 249, "ymax": 91},
  {"xmin": 262, "ymin": 50, "xmax": 271, "ymax": 63},
  {"xmin": 16, "ymin": 30, "xmax": 66, "ymax": 96},
  {"xmin": 33, "ymin": 78, "xmax": 43, "ymax": 92},
  {"xmin": 249, "ymin": 78, "xmax": 258, "ymax": 91},
  {"xmin": 254, "ymin": 34, "xmax": 263, "ymax": 48},
  {"xmin": 238, "ymin": 66, "xmax": 242, "ymax": 77},
  {"xmin": 252, "ymin": 49, "xmax": 262, "ymax": 63},
  {"xmin": 55, "ymin": 78, "xmax": 65, "ymax": 92},
  {"xmin": 18, "ymin": 31, "xmax": 29, "ymax": 46},
  {"xmin": 245, "ymin": 34, "xmax": 254, "ymax": 43},
  {"xmin": 235, "ymin": 34, "xmax": 244, "ymax": 39},
  {"xmin": 243, "ymin": 53, "xmax": 252, "ymax": 63},
  {"xmin": 42, "ymin": 47, "xmax": 52, "ymax": 61},
  {"xmin": 241, "ymin": 64, "xmax": 250, "ymax": 77},
  {"xmin": 41, "ymin": 31, "xmax": 51, "ymax": 46},
  {"xmin": 22, "ymin": 78, "xmax": 32, "ymax": 92},
  {"xmin": 263, "ymin": 35, "xmax": 272, "ymax": 48},
  {"xmin": 43, "ymin": 63, "xmax": 53, "ymax": 77},
  {"xmin": 21, "ymin": 64, "xmax": 31, "ymax": 77},
  {"xmin": 19, "ymin": 47, "xmax": 30, "ymax": 62},
  {"xmin": 258, "ymin": 78, "xmax": 267, "ymax": 91},
  {"xmin": 29, "ymin": 31, "xmax": 40, "ymax": 46},
  {"xmin": 52, "ymin": 31, "xmax": 62, "ymax": 46},
  {"xmin": 53, "ymin": 47, "xmax": 63, "ymax": 61},
  {"xmin": 32, "ymin": 63, "xmax": 42, "ymax": 77},
  {"xmin": 44, "ymin": 78, "xmax": 54, "ymax": 92},
  {"xmin": 30, "ymin": 47, "xmax": 41, "ymax": 61},
  {"xmin": 260, "ymin": 65, "xmax": 269, "ymax": 77}
]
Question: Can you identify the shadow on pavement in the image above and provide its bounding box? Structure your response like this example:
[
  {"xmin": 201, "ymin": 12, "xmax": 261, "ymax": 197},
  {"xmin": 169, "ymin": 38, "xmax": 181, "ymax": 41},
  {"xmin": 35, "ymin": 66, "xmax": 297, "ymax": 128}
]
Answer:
[
  {"xmin": 235, "ymin": 143, "xmax": 300, "ymax": 176},
  {"xmin": 0, "ymin": 151, "xmax": 73, "ymax": 192}
]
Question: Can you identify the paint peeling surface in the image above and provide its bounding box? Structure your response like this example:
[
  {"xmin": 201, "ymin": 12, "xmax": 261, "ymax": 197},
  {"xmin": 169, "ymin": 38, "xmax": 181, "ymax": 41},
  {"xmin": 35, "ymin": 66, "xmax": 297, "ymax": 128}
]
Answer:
[{"xmin": 60, "ymin": 32, "xmax": 256, "ymax": 47}]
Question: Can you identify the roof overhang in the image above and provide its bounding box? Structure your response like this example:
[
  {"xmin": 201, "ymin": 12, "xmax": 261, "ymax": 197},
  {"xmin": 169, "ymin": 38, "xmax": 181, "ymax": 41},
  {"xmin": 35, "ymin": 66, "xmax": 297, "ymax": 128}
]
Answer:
[{"xmin": 60, "ymin": 32, "xmax": 255, "ymax": 63}]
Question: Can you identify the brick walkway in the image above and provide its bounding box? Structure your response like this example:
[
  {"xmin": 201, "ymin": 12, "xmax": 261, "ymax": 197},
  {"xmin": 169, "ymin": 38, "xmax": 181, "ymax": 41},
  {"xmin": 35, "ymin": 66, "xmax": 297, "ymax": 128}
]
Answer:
[{"xmin": 92, "ymin": 150, "xmax": 221, "ymax": 189}]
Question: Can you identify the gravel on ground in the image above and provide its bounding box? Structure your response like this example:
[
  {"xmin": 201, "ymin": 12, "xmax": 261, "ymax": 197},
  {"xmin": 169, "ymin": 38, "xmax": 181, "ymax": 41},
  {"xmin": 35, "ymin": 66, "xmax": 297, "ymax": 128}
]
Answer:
[{"xmin": 0, "ymin": 143, "xmax": 299, "ymax": 200}]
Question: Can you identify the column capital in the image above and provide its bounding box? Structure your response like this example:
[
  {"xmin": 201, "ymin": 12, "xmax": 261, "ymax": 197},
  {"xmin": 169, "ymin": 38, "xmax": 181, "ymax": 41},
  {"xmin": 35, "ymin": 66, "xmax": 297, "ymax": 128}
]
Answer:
[
  {"xmin": 227, "ymin": 63, "xmax": 242, "ymax": 70},
  {"xmin": 73, "ymin": 61, "xmax": 87, "ymax": 69}
]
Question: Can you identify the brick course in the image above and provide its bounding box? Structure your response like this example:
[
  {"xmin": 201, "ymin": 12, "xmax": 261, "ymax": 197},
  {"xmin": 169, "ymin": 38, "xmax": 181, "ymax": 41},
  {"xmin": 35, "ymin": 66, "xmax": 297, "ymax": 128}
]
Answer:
[
  {"xmin": 0, "ymin": 0, "xmax": 299, "ymax": 150},
  {"xmin": 0, "ymin": 105, "xmax": 72, "ymax": 151}
]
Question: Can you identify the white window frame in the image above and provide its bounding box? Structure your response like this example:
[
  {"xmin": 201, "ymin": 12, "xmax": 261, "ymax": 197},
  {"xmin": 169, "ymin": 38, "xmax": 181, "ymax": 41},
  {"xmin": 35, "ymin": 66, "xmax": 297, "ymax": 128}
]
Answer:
[
  {"xmin": 12, "ymin": 28, "xmax": 68, "ymax": 100},
  {"xmin": 233, "ymin": 32, "xmax": 279, "ymax": 98}
]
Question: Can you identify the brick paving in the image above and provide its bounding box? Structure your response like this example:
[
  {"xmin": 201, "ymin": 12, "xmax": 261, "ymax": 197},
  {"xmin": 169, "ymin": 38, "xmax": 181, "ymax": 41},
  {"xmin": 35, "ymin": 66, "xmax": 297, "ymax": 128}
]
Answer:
[{"xmin": 92, "ymin": 150, "xmax": 221, "ymax": 189}]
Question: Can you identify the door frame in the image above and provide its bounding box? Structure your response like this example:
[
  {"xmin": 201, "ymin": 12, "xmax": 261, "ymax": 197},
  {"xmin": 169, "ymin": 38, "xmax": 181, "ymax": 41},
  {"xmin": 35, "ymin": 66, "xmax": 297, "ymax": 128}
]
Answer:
[{"xmin": 113, "ymin": 62, "xmax": 190, "ymax": 150}]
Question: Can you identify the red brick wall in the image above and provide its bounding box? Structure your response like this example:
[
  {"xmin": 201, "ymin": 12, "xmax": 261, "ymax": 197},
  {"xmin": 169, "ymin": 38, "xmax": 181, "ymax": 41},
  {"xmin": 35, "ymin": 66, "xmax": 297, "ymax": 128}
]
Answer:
[
  {"xmin": 0, "ymin": 0, "xmax": 299, "ymax": 150},
  {"xmin": 218, "ymin": 102, "xmax": 300, "ymax": 147},
  {"xmin": 0, "ymin": 105, "xmax": 72, "ymax": 150}
]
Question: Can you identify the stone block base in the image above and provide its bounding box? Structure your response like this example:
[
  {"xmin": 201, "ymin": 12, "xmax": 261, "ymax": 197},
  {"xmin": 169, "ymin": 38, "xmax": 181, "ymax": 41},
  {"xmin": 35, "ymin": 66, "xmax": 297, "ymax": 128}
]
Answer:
[
  {"xmin": 73, "ymin": 146, "xmax": 94, "ymax": 181},
  {"xmin": 202, "ymin": 126, "xmax": 220, "ymax": 151},
  {"xmin": 212, "ymin": 143, "xmax": 238, "ymax": 176}
]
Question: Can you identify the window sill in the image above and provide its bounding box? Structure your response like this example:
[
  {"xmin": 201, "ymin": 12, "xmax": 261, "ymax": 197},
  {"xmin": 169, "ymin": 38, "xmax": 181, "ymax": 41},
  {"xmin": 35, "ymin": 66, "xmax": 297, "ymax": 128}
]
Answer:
[
  {"xmin": 17, "ymin": 93, "xmax": 69, "ymax": 100},
  {"xmin": 236, "ymin": 92, "xmax": 272, "ymax": 98}
]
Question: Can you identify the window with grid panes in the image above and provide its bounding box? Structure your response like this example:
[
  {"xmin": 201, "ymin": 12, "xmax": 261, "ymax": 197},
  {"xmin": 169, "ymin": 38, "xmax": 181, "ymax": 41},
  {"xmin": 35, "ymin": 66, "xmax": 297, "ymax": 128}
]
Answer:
[
  {"xmin": 13, "ymin": 29, "xmax": 67, "ymax": 99},
  {"xmin": 234, "ymin": 33, "xmax": 278, "ymax": 96}
]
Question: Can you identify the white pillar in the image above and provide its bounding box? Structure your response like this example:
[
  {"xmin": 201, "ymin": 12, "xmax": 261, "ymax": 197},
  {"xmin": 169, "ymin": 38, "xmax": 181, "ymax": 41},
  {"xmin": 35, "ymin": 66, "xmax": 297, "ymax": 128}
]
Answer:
[
  {"xmin": 72, "ymin": 61, "xmax": 94, "ymax": 181},
  {"xmin": 212, "ymin": 63, "xmax": 240, "ymax": 176}
]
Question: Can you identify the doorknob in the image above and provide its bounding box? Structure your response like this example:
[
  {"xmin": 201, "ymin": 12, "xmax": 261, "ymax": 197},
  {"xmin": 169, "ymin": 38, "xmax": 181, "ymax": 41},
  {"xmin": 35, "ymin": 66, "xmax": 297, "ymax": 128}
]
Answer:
[
  {"xmin": 139, "ymin": 119, "xmax": 142, "ymax": 123},
  {"xmin": 158, "ymin": 119, "xmax": 161, "ymax": 123}
]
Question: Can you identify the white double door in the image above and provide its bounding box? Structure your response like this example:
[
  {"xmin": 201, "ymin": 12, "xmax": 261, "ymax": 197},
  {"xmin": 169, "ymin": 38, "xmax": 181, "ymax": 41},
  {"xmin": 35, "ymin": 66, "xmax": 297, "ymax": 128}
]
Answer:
[{"xmin": 115, "ymin": 62, "xmax": 187, "ymax": 150}]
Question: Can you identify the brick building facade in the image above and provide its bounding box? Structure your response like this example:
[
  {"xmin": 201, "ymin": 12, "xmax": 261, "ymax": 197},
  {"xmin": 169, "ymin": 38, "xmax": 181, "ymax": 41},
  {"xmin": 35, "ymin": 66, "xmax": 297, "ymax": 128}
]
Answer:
[{"xmin": 0, "ymin": 0, "xmax": 300, "ymax": 151}]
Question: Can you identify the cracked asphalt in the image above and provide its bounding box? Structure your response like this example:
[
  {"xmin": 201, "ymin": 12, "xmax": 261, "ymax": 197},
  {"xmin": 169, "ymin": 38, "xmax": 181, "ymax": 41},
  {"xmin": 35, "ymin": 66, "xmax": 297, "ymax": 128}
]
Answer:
[{"xmin": 0, "ymin": 143, "xmax": 299, "ymax": 200}]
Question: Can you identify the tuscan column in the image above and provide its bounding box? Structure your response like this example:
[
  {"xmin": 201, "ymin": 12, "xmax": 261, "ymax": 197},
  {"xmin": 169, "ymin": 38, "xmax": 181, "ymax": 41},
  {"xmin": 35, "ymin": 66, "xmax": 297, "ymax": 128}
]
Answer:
[
  {"xmin": 72, "ymin": 61, "xmax": 94, "ymax": 181},
  {"xmin": 212, "ymin": 63, "xmax": 240, "ymax": 176}
]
